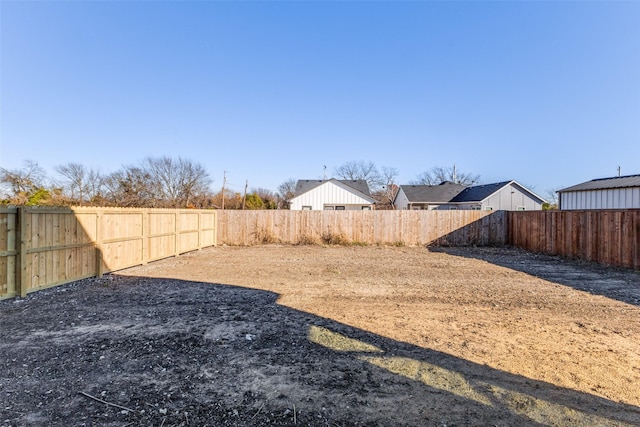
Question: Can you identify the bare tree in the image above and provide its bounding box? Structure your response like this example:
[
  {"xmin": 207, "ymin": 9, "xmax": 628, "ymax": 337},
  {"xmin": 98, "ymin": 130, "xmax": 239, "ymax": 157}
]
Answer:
[
  {"xmin": 277, "ymin": 178, "xmax": 297, "ymax": 209},
  {"xmin": 0, "ymin": 160, "xmax": 57, "ymax": 205},
  {"xmin": 1, "ymin": 157, "xmax": 217, "ymax": 208},
  {"xmin": 371, "ymin": 166, "xmax": 399, "ymax": 209},
  {"xmin": 55, "ymin": 162, "xmax": 104, "ymax": 203},
  {"xmin": 143, "ymin": 157, "xmax": 213, "ymax": 208},
  {"xmin": 103, "ymin": 166, "xmax": 155, "ymax": 207},
  {"xmin": 411, "ymin": 165, "xmax": 480, "ymax": 186},
  {"xmin": 333, "ymin": 161, "xmax": 383, "ymax": 191},
  {"xmin": 0, "ymin": 160, "xmax": 47, "ymax": 198},
  {"xmin": 543, "ymin": 187, "xmax": 560, "ymax": 210},
  {"xmin": 212, "ymin": 191, "xmax": 242, "ymax": 210}
]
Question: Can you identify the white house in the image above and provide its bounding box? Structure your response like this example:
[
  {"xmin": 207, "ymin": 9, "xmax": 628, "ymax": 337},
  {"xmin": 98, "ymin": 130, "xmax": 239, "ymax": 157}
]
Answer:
[
  {"xmin": 558, "ymin": 174, "xmax": 640, "ymax": 210},
  {"xmin": 289, "ymin": 179, "xmax": 377, "ymax": 211},
  {"xmin": 394, "ymin": 180, "xmax": 546, "ymax": 211}
]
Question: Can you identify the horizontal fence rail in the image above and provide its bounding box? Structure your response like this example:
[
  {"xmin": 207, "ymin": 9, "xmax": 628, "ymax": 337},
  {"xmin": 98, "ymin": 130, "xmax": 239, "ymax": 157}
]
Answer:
[
  {"xmin": 0, "ymin": 207, "xmax": 217, "ymax": 300},
  {"xmin": 508, "ymin": 210, "xmax": 640, "ymax": 270},
  {"xmin": 217, "ymin": 210, "xmax": 507, "ymax": 247}
]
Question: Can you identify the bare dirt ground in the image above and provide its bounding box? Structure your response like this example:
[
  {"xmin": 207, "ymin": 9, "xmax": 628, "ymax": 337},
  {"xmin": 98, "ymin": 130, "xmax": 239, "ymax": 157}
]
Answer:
[{"xmin": 1, "ymin": 245, "xmax": 639, "ymax": 426}]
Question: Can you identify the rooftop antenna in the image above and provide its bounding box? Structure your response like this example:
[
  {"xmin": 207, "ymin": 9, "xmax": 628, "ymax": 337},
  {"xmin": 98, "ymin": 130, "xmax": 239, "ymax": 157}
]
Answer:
[
  {"xmin": 323, "ymin": 165, "xmax": 327, "ymax": 180},
  {"xmin": 617, "ymin": 166, "xmax": 621, "ymax": 177}
]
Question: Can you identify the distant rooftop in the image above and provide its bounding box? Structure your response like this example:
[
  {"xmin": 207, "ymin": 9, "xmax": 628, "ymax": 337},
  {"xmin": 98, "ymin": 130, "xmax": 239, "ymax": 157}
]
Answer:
[
  {"xmin": 294, "ymin": 179, "xmax": 371, "ymax": 197},
  {"xmin": 398, "ymin": 182, "xmax": 467, "ymax": 203},
  {"xmin": 558, "ymin": 174, "xmax": 640, "ymax": 193},
  {"xmin": 450, "ymin": 181, "xmax": 512, "ymax": 203}
]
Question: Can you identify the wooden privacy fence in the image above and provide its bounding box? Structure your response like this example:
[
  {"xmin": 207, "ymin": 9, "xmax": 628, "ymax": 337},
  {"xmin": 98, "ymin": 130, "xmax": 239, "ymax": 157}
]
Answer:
[
  {"xmin": 217, "ymin": 210, "xmax": 507, "ymax": 247},
  {"xmin": 3, "ymin": 208, "xmax": 637, "ymax": 300},
  {"xmin": 508, "ymin": 210, "xmax": 640, "ymax": 270},
  {"xmin": 0, "ymin": 207, "xmax": 217, "ymax": 300}
]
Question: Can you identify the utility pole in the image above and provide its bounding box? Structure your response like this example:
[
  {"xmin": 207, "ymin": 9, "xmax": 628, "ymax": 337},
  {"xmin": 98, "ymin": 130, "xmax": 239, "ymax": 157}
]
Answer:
[
  {"xmin": 323, "ymin": 165, "xmax": 327, "ymax": 180},
  {"xmin": 453, "ymin": 164, "xmax": 457, "ymax": 184},
  {"xmin": 242, "ymin": 179, "xmax": 248, "ymax": 210},
  {"xmin": 618, "ymin": 166, "xmax": 621, "ymax": 177},
  {"xmin": 221, "ymin": 171, "xmax": 227, "ymax": 210}
]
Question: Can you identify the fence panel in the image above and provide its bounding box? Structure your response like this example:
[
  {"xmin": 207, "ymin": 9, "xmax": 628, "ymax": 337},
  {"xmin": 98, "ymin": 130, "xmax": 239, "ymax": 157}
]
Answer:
[
  {"xmin": 216, "ymin": 210, "xmax": 506, "ymax": 247},
  {"xmin": 508, "ymin": 210, "xmax": 640, "ymax": 270},
  {"xmin": 0, "ymin": 207, "xmax": 217, "ymax": 300},
  {"xmin": 148, "ymin": 211, "xmax": 177, "ymax": 262},
  {"xmin": 19, "ymin": 208, "xmax": 97, "ymax": 297}
]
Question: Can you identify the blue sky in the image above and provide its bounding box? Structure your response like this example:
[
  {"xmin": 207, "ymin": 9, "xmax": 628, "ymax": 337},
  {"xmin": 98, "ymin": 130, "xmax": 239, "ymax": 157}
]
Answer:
[{"xmin": 2, "ymin": 1, "xmax": 639, "ymax": 198}]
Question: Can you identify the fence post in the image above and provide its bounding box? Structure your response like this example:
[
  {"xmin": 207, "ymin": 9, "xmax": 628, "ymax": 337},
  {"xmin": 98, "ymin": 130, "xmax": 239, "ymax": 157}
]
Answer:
[
  {"xmin": 4, "ymin": 208, "xmax": 17, "ymax": 298},
  {"xmin": 17, "ymin": 207, "xmax": 27, "ymax": 298}
]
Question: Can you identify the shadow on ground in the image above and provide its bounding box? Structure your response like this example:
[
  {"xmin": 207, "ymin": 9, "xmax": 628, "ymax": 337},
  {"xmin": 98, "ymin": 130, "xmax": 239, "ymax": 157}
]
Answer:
[
  {"xmin": 1, "ymin": 275, "xmax": 639, "ymax": 426},
  {"xmin": 432, "ymin": 246, "xmax": 640, "ymax": 307}
]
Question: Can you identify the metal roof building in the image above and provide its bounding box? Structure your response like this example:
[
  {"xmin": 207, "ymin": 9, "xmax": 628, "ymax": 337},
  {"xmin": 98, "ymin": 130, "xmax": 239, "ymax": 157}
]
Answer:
[{"xmin": 557, "ymin": 174, "xmax": 640, "ymax": 210}]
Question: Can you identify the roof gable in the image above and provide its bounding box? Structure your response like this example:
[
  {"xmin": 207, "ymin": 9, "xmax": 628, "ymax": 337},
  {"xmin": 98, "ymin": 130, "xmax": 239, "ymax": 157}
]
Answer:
[
  {"xmin": 558, "ymin": 174, "xmax": 640, "ymax": 193},
  {"xmin": 396, "ymin": 180, "xmax": 546, "ymax": 205},
  {"xmin": 451, "ymin": 180, "xmax": 546, "ymax": 204},
  {"xmin": 292, "ymin": 179, "xmax": 374, "ymax": 202}
]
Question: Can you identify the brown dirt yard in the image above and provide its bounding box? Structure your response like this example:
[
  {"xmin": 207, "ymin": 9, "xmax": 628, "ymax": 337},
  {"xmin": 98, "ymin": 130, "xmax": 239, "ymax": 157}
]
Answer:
[{"xmin": 1, "ymin": 245, "xmax": 640, "ymax": 427}]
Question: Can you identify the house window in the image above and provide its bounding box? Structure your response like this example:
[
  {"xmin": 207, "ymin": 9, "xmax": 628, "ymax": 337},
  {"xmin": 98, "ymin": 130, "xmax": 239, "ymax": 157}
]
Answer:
[
  {"xmin": 324, "ymin": 206, "xmax": 334, "ymax": 210},
  {"xmin": 484, "ymin": 206, "xmax": 494, "ymax": 211},
  {"xmin": 471, "ymin": 206, "xmax": 481, "ymax": 210},
  {"xmin": 361, "ymin": 206, "xmax": 371, "ymax": 211},
  {"xmin": 516, "ymin": 206, "xmax": 526, "ymax": 211},
  {"xmin": 302, "ymin": 206, "xmax": 312, "ymax": 210},
  {"xmin": 335, "ymin": 206, "xmax": 346, "ymax": 210},
  {"xmin": 449, "ymin": 207, "xmax": 458, "ymax": 210}
]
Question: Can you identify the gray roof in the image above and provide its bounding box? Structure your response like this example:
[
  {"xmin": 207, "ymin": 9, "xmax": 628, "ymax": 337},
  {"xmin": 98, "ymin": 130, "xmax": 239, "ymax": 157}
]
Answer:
[
  {"xmin": 450, "ymin": 181, "xmax": 512, "ymax": 203},
  {"xmin": 558, "ymin": 174, "xmax": 640, "ymax": 193},
  {"xmin": 399, "ymin": 180, "xmax": 545, "ymax": 204},
  {"xmin": 294, "ymin": 179, "xmax": 371, "ymax": 197},
  {"xmin": 398, "ymin": 182, "xmax": 467, "ymax": 203}
]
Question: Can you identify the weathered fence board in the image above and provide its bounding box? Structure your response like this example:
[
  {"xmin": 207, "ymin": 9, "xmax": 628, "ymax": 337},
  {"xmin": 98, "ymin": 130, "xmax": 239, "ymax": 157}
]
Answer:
[
  {"xmin": 508, "ymin": 210, "xmax": 640, "ymax": 270},
  {"xmin": 0, "ymin": 207, "xmax": 217, "ymax": 300},
  {"xmin": 216, "ymin": 210, "xmax": 507, "ymax": 247}
]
